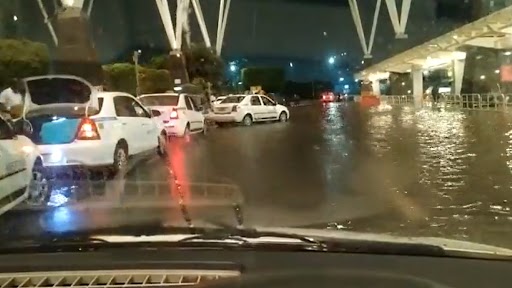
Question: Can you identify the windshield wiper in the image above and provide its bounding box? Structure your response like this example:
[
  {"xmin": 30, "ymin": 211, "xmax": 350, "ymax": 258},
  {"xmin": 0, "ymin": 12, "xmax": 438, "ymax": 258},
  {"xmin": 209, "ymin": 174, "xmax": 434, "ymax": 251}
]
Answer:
[{"xmin": 177, "ymin": 226, "xmax": 327, "ymax": 249}]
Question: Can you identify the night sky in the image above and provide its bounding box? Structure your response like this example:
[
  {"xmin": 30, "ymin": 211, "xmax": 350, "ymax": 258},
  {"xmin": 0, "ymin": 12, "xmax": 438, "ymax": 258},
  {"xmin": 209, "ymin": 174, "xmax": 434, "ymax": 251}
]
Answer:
[{"xmin": 6, "ymin": 0, "xmax": 463, "ymax": 62}]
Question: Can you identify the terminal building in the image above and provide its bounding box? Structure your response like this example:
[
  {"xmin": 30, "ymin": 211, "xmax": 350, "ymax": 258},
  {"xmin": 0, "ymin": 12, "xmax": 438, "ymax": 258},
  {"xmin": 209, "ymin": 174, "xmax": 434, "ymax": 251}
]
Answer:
[{"xmin": 358, "ymin": 0, "xmax": 512, "ymax": 103}]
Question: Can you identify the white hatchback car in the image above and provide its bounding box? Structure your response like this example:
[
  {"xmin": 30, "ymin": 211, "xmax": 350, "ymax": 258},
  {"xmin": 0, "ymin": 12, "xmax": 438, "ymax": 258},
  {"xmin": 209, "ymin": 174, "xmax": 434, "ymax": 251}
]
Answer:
[
  {"xmin": 208, "ymin": 94, "xmax": 289, "ymax": 126},
  {"xmin": 138, "ymin": 93, "xmax": 206, "ymax": 137},
  {"xmin": 0, "ymin": 115, "xmax": 50, "ymax": 214},
  {"xmin": 21, "ymin": 75, "xmax": 167, "ymax": 176}
]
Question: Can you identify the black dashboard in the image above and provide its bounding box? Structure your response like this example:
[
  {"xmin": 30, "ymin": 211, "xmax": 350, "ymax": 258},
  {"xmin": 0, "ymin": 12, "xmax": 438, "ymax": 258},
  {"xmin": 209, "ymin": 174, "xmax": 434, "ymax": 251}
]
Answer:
[{"xmin": 0, "ymin": 247, "xmax": 509, "ymax": 287}]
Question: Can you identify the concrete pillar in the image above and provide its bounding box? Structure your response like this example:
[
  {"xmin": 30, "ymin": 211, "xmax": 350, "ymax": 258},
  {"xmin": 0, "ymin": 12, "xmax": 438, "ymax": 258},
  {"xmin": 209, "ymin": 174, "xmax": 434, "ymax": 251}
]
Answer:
[
  {"xmin": 452, "ymin": 59, "xmax": 465, "ymax": 95},
  {"xmin": 411, "ymin": 66, "xmax": 423, "ymax": 107},
  {"xmin": 53, "ymin": 6, "xmax": 103, "ymax": 85}
]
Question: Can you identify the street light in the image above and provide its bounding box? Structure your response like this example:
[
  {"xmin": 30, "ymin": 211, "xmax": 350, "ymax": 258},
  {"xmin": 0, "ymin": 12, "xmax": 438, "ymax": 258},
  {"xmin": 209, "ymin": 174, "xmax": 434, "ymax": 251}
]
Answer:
[
  {"xmin": 339, "ymin": 77, "xmax": 344, "ymax": 82},
  {"xmin": 230, "ymin": 64, "xmax": 236, "ymax": 72},
  {"xmin": 328, "ymin": 57, "xmax": 335, "ymax": 65},
  {"xmin": 289, "ymin": 62, "xmax": 293, "ymax": 68}
]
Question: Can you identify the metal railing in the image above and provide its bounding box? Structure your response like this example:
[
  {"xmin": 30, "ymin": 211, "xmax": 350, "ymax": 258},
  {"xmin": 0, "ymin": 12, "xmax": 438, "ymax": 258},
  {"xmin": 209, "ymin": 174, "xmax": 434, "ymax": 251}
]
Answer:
[
  {"xmin": 435, "ymin": 93, "xmax": 511, "ymax": 111},
  {"xmin": 379, "ymin": 95, "xmax": 415, "ymax": 105},
  {"xmin": 377, "ymin": 93, "xmax": 512, "ymax": 112}
]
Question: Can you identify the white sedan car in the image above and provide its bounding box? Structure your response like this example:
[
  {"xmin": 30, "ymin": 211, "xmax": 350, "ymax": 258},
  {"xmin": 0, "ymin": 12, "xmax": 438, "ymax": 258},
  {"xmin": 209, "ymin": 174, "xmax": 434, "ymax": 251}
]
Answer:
[
  {"xmin": 0, "ymin": 115, "xmax": 50, "ymax": 214},
  {"xmin": 208, "ymin": 94, "xmax": 289, "ymax": 126},
  {"xmin": 22, "ymin": 75, "xmax": 167, "ymax": 177},
  {"xmin": 138, "ymin": 93, "xmax": 206, "ymax": 137}
]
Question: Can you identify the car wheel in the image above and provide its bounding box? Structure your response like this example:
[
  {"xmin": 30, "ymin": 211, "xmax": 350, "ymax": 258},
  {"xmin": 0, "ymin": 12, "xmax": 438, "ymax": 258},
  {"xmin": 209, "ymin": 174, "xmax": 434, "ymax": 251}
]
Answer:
[
  {"xmin": 112, "ymin": 143, "xmax": 128, "ymax": 176},
  {"xmin": 157, "ymin": 132, "xmax": 167, "ymax": 157},
  {"xmin": 279, "ymin": 111, "xmax": 288, "ymax": 122},
  {"xmin": 201, "ymin": 122, "xmax": 208, "ymax": 135},
  {"xmin": 25, "ymin": 162, "xmax": 51, "ymax": 207},
  {"xmin": 242, "ymin": 114, "xmax": 253, "ymax": 126},
  {"xmin": 183, "ymin": 124, "xmax": 190, "ymax": 137}
]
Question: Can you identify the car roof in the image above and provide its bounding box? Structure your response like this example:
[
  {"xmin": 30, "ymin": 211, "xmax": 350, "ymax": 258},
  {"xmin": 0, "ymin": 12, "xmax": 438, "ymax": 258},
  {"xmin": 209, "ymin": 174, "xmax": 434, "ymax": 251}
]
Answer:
[
  {"xmin": 98, "ymin": 91, "xmax": 134, "ymax": 98},
  {"xmin": 139, "ymin": 93, "xmax": 179, "ymax": 98}
]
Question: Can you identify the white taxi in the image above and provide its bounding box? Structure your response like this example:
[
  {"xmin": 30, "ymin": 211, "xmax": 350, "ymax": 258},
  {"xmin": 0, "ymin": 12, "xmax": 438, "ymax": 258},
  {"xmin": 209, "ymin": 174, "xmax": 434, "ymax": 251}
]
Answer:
[
  {"xmin": 138, "ymin": 93, "xmax": 206, "ymax": 137},
  {"xmin": 21, "ymin": 75, "xmax": 167, "ymax": 177},
  {"xmin": 208, "ymin": 94, "xmax": 289, "ymax": 126},
  {"xmin": 0, "ymin": 115, "xmax": 50, "ymax": 214}
]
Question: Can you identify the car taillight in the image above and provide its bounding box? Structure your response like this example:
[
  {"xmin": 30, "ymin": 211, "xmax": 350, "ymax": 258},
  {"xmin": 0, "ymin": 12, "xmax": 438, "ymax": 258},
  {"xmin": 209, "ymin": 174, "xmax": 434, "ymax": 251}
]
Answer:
[
  {"xmin": 170, "ymin": 108, "xmax": 178, "ymax": 119},
  {"xmin": 232, "ymin": 106, "xmax": 238, "ymax": 112},
  {"xmin": 76, "ymin": 118, "xmax": 100, "ymax": 140}
]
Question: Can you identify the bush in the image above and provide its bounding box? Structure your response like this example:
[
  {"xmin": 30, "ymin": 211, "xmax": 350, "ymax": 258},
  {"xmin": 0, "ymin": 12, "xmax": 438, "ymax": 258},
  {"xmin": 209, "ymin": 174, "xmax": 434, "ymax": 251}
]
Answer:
[
  {"xmin": 0, "ymin": 39, "xmax": 50, "ymax": 88},
  {"xmin": 103, "ymin": 63, "xmax": 172, "ymax": 95}
]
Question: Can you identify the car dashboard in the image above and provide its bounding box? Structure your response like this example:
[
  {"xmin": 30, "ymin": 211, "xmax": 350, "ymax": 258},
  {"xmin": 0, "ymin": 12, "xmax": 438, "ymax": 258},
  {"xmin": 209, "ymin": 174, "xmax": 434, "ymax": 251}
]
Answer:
[{"xmin": 0, "ymin": 247, "xmax": 509, "ymax": 288}]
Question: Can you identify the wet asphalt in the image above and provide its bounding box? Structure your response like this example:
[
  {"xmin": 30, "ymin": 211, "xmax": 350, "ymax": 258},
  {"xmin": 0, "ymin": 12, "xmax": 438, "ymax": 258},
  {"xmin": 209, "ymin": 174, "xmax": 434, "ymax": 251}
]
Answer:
[{"xmin": 1, "ymin": 102, "xmax": 511, "ymax": 249}]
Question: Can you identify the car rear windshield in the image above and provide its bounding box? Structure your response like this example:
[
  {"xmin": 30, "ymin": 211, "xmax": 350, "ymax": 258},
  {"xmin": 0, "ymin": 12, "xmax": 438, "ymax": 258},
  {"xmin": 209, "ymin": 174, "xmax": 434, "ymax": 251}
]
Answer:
[
  {"xmin": 220, "ymin": 96, "xmax": 246, "ymax": 104},
  {"xmin": 139, "ymin": 95, "xmax": 179, "ymax": 106},
  {"xmin": 26, "ymin": 78, "xmax": 92, "ymax": 105}
]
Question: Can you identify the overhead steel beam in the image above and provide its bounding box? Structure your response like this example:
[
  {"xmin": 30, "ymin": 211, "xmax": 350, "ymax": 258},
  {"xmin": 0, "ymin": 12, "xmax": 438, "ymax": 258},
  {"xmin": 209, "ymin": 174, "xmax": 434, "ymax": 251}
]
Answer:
[
  {"xmin": 37, "ymin": 0, "xmax": 59, "ymax": 46},
  {"xmin": 217, "ymin": 0, "xmax": 231, "ymax": 55},
  {"xmin": 191, "ymin": 0, "xmax": 212, "ymax": 47},
  {"xmin": 348, "ymin": 0, "xmax": 382, "ymax": 58},
  {"xmin": 155, "ymin": 0, "xmax": 177, "ymax": 50},
  {"xmin": 86, "ymin": 0, "xmax": 94, "ymax": 17},
  {"xmin": 384, "ymin": 0, "xmax": 411, "ymax": 38}
]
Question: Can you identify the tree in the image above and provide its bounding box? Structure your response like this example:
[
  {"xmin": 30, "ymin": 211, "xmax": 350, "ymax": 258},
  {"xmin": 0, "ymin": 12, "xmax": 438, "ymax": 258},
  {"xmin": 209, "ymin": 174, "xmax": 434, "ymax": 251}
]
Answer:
[
  {"xmin": 0, "ymin": 39, "xmax": 50, "ymax": 88},
  {"xmin": 241, "ymin": 67, "xmax": 285, "ymax": 93},
  {"xmin": 183, "ymin": 43, "xmax": 224, "ymax": 87}
]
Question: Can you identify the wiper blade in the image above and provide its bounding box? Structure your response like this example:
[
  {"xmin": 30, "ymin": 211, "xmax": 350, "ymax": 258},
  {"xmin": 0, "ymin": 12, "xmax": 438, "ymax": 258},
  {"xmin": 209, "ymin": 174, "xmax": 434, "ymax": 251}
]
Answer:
[{"xmin": 177, "ymin": 226, "xmax": 327, "ymax": 248}]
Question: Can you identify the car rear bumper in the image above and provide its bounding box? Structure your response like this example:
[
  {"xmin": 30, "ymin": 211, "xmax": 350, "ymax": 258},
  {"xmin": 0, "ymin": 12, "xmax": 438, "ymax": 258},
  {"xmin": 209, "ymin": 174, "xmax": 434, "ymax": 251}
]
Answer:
[
  {"xmin": 163, "ymin": 120, "xmax": 186, "ymax": 137},
  {"xmin": 207, "ymin": 113, "xmax": 243, "ymax": 123},
  {"xmin": 38, "ymin": 140, "xmax": 116, "ymax": 168}
]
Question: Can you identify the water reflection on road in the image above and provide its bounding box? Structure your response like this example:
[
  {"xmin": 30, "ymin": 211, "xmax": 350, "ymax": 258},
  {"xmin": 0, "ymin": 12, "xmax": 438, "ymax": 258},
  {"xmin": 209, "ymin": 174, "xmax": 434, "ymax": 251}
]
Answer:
[{"xmin": 1, "ymin": 103, "xmax": 511, "ymax": 249}]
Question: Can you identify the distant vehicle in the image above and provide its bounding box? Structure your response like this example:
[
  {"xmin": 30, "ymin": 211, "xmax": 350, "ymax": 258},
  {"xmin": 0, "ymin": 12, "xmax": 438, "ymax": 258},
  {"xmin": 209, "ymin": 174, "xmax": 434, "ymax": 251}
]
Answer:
[
  {"xmin": 207, "ymin": 94, "xmax": 289, "ymax": 126},
  {"xmin": 139, "ymin": 93, "xmax": 206, "ymax": 137},
  {"xmin": 214, "ymin": 96, "xmax": 227, "ymax": 104},
  {"xmin": 21, "ymin": 75, "xmax": 167, "ymax": 177},
  {"xmin": 0, "ymin": 114, "xmax": 50, "ymax": 211},
  {"xmin": 322, "ymin": 92, "xmax": 337, "ymax": 102}
]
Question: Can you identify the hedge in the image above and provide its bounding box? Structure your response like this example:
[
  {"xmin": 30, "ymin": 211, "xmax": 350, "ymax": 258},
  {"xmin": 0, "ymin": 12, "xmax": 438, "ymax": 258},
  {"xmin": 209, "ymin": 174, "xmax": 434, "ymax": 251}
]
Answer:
[
  {"xmin": 102, "ymin": 63, "xmax": 172, "ymax": 95},
  {"xmin": 0, "ymin": 39, "xmax": 50, "ymax": 88}
]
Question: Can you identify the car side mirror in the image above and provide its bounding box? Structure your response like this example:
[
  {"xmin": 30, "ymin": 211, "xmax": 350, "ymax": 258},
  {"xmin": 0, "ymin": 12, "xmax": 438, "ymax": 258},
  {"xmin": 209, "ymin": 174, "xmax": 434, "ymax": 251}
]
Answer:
[{"xmin": 151, "ymin": 109, "xmax": 161, "ymax": 117}]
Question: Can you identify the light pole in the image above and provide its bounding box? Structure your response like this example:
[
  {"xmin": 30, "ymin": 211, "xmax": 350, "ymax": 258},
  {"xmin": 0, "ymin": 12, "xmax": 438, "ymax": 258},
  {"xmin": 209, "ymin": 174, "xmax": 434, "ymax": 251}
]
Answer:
[{"xmin": 133, "ymin": 50, "xmax": 142, "ymax": 96}]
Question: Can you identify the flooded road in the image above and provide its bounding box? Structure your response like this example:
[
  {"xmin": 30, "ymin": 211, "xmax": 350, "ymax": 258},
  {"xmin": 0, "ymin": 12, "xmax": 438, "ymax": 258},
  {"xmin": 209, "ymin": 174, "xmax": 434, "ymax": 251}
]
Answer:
[{"xmin": 2, "ymin": 102, "xmax": 511, "ymax": 249}]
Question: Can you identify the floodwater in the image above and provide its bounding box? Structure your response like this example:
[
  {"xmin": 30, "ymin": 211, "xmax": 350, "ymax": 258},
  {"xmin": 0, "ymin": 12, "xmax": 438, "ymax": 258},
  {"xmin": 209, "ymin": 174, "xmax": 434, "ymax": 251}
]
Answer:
[{"xmin": 2, "ymin": 102, "xmax": 511, "ymax": 249}]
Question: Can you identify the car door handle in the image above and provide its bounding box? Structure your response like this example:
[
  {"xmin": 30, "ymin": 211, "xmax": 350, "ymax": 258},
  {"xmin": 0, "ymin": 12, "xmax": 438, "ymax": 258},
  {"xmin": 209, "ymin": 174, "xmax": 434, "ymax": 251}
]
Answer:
[
  {"xmin": 121, "ymin": 122, "xmax": 127, "ymax": 126},
  {"xmin": 141, "ymin": 123, "xmax": 149, "ymax": 126}
]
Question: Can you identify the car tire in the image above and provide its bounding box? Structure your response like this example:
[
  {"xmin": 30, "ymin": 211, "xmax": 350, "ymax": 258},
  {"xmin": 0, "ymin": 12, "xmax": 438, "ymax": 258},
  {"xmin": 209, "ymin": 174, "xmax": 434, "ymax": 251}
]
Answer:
[
  {"xmin": 201, "ymin": 122, "xmax": 208, "ymax": 135},
  {"xmin": 278, "ymin": 111, "xmax": 288, "ymax": 122},
  {"xmin": 242, "ymin": 114, "xmax": 253, "ymax": 126},
  {"xmin": 157, "ymin": 131, "xmax": 167, "ymax": 158},
  {"xmin": 183, "ymin": 124, "xmax": 190, "ymax": 137},
  {"xmin": 25, "ymin": 161, "xmax": 51, "ymax": 207},
  {"xmin": 111, "ymin": 143, "xmax": 128, "ymax": 177}
]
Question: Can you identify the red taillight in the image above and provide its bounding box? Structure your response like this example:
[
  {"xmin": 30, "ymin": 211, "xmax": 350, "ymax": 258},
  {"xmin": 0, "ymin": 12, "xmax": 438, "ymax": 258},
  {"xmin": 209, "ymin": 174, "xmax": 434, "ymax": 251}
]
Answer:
[
  {"xmin": 231, "ymin": 106, "xmax": 238, "ymax": 112},
  {"xmin": 76, "ymin": 118, "xmax": 100, "ymax": 140},
  {"xmin": 170, "ymin": 108, "xmax": 179, "ymax": 119}
]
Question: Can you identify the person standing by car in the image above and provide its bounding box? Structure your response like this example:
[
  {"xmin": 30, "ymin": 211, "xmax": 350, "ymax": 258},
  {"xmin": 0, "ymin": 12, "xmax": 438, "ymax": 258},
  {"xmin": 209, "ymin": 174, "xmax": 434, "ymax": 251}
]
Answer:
[{"xmin": 0, "ymin": 78, "xmax": 25, "ymax": 119}]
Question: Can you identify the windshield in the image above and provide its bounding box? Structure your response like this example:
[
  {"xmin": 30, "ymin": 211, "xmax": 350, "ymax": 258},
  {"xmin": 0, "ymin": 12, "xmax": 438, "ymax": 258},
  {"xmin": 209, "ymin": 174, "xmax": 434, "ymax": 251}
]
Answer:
[
  {"xmin": 220, "ymin": 96, "xmax": 246, "ymax": 104},
  {"xmin": 1, "ymin": 0, "xmax": 511, "ymax": 258},
  {"xmin": 139, "ymin": 95, "xmax": 179, "ymax": 106}
]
